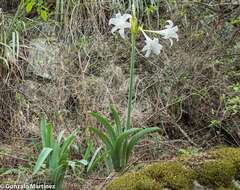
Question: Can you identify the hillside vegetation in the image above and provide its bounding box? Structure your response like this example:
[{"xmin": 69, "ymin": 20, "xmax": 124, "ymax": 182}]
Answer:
[{"xmin": 0, "ymin": 0, "xmax": 239, "ymax": 189}]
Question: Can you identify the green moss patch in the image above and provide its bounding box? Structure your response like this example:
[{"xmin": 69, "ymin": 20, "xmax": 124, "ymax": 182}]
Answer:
[
  {"xmin": 144, "ymin": 162, "xmax": 195, "ymax": 190},
  {"xmin": 106, "ymin": 172, "xmax": 162, "ymax": 190},
  {"xmin": 211, "ymin": 147, "xmax": 240, "ymax": 163},
  {"xmin": 106, "ymin": 148, "xmax": 240, "ymax": 190},
  {"xmin": 198, "ymin": 159, "xmax": 237, "ymax": 187}
]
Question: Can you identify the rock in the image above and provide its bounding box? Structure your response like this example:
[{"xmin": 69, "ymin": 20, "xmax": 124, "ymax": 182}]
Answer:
[{"xmin": 26, "ymin": 38, "xmax": 62, "ymax": 80}]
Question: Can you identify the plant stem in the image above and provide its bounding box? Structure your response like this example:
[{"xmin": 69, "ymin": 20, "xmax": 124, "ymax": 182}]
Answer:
[{"xmin": 126, "ymin": 31, "xmax": 137, "ymax": 130}]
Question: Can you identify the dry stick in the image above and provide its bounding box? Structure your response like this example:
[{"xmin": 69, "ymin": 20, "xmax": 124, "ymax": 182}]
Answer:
[
  {"xmin": 0, "ymin": 152, "xmax": 31, "ymax": 162},
  {"xmin": 174, "ymin": 123, "xmax": 198, "ymax": 147}
]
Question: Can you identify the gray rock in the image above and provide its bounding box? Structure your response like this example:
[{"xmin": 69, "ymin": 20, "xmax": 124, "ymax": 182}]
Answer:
[{"xmin": 26, "ymin": 38, "xmax": 62, "ymax": 80}]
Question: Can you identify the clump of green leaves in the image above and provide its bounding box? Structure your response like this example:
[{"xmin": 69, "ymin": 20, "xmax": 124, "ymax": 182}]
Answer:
[
  {"xmin": 226, "ymin": 84, "xmax": 240, "ymax": 116},
  {"xmin": 33, "ymin": 115, "xmax": 87, "ymax": 190},
  {"xmin": 25, "ymin": 0, "xmax": 48, "ymax": 21},
  {"xmin": 72, "ymin": 140, "xmax": 103, "ymax": 174},
  {"xmin": 90, "ymin": 105, "xmax": 160, "ymax": 172}
]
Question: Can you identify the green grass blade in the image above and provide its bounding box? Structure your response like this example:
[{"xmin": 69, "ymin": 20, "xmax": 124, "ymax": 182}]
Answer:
[
  {"xmin": 40, "ymin": 114, "xmax": 47, "ymax": 147},
  {"xmin": 45, "ymin": 123, "xmax": 54, "ymax": 148},
  {"xmin": 57, "ymin": 130, "xmax": 65, "ymax": 144},
  {"xmin": 60, "ymin": 130, "xmax": 77, "ymax": 159},
  {"xmin": 49, "ymin": 143, "xmax": 60, "ymax": 171},
  {"xmin": 110, "ymin": 105, "xmax": 122, "ymax": 135},
  {"xmin": 87, "ymin": 146, "xmax": 102, "ymax": 173},
  {"xmin": 89, "ymin": 127, "xmax": 113, "ymax": 150},
  {"xmin": 126, "ymin": 127, "xmax": 160, "ymax": 162},
  {"xmin": 83, "ymin": 141, "xmax": 93, "ymax": 160},
  {"xmin": 91, "ymin": 112, "xmax": 116, "ymax": 142},
  {"xmin": 33, "ymin": 147, "xmax": 53, "ymax": 175}
]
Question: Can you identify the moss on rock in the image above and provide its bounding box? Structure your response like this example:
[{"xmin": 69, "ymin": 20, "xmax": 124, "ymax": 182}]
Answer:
[
  {"xmin": 106, "ymin": 172, "xmax": 162, "ymax": 190},
  {"xmin": 106, "ymin": 147, "xmax": 240, "ymax": 190},
  {"xmin": 198, "ymin": 159, "xmax": 237, "ymax": 187},
  {"xmin": 216, "ymin": 187, "xmax": 239, "ymax": 190},
  {"xmin": 211, "ymin": 147, "xmax": 240, "ymax": 164},
  {"xmin": 144, "ymin": 162, "xmax": 196, "ymax": 190}
]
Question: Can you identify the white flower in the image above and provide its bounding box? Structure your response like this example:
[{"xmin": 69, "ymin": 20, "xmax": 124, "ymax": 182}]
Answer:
[
  {"xmin": 109, "ymin": 13, "xmax": 132, "ymax": 39},
  {"xmin": 156, "ymin": 20, "xmax": 178, "ymax": 46},
  {"xmin": 141, "ymin": 30, "xmax": 162, "ymax": 58}
]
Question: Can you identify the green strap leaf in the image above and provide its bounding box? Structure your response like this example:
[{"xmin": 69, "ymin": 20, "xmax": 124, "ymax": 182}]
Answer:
[
  {"xmin": 112, "ymin": 128, "xmax": 141, "ymax": 171},
  {"xmin": 91, "ymin": 112, "xmax": 116, "ymax": 142},
  {"xmin": 126, "ymin": 127, "xmax": 160, "ymax": 162},
  {"xmin": 33, "ymin": 147, "xmax": 53, "ymax": 175},
  {"xmin": 45, "ymin": 123, "xmax": 54, "ymax": 147},
  {"xmin": 49, "ymin": 142, "xmax": 60, "ymax": 171},
  {"xmin": 114, "ymin": 128, "xmax": 141, "ymax": 156},
  {"xmin": 57, "ymin": 130, "xmax": 65, "ymax": 144},
  {"xmin": 89, "ymin": 127, "xmax": 113, "ymax": 150},
  {"xmin": 60, "ymin": 130, "xmax": 77, "ymax": 158},
  {"xmin": 87, "ymin": 146, "xmax": 102, "ymax": 173},
  {"xmin": 40, "ymin": 114, "xmax": 47, "ymax": 147},
  {"xmin": 110, "ymin": 105, "xmax": 122, "ymax": 135},
  {"xmin": 83, "ymin": 141, "xmax": 93, "ymax": 160}
]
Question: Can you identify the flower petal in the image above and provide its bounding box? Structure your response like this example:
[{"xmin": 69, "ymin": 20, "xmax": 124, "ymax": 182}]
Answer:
[
  {"xmin": 123, "ymin": 14, "xmax": 132, "ymax": 20},
  {"xmin": 111, "ymin": 26, "xmax": 119, "ymax": 33},
  {"xmin": 165, "ymin": 20, "xmax": 174, "ymax": 28},
  {"xmin": 119, "ymin": 28, "xmax": 125, "ymax": 39},
  {"xmin": 145, "ymin": 49, "xmax": 151, "ymax": 58},
  {"xmin": 109, "ymin": 18, "xmax": 117, "ymax": 25},
  {"xmin": 152, "ymin": 38, "xmax": 162, "ymax": 55},
  {"xmin": 169, "ymin": 38, "xmax": 173, "ymax": 46},
  {"xmin": 142, "ymin": 44, "xmax": 149, "ymax": 52},
  {"xmin": 122, "ymin": 22, "xmax": 131, "ymax": 29}
]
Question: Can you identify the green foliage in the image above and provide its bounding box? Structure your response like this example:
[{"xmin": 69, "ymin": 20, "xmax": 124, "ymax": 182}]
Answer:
[
  {"xmin": 90, "ymin": 105, "xmax": 160, "ymax": 171},
  {"xmin": 25, "ymin": 0, "xmax": 49, "ymax": 21},
  {"xmin": 72, "ymin": 140, "xmax": 103, "ymax": 174},
  {"xmin": 209, "ymin": 119, "xmax": 222, "ymax": 128},
  {"xmin": 86, "ymin": 146, "xmax": 103, "ymax": 174},
  {"xmin": 33, "ymin": 115, "xmax": 87, "ymax": 190},
  {"xmin": 225, "ymin": 83, "xmax": 240, "ymax": 116},
  {"xmin": 145, "ymin": 4, "xmax": 157, "ymax": 16},
  {"xmin": 178, "ymin": 147, "xmax": 201, "ymax": 156}
]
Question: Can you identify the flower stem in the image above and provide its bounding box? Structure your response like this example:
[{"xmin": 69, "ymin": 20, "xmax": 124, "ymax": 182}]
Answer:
[{"xmin": 126, "ymin": 28, "xmax": 137, "ymax": 130}]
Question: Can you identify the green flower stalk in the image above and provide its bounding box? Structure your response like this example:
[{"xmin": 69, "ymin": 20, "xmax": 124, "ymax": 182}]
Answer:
[{"xmin": 126, "ymin": 2, "xmax": 138, "ymax": 130}]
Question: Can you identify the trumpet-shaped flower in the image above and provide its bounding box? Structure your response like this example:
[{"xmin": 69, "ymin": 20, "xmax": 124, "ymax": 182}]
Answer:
[
  {"xmin": 109, "ymin": 13, "xmax": 132, "ymax": 39},
  {"xmin": 141, "ymin": 30, "xmax": 162, "ymax": 58},
  {"xmin": 156, "ymin": 20, "xmax": 178, "ymax": 46}
]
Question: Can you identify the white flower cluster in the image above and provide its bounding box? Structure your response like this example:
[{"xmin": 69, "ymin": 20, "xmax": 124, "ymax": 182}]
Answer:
[{"xmin": 109, "ymin": 13, "xmax": 179, "ymax": 58}]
